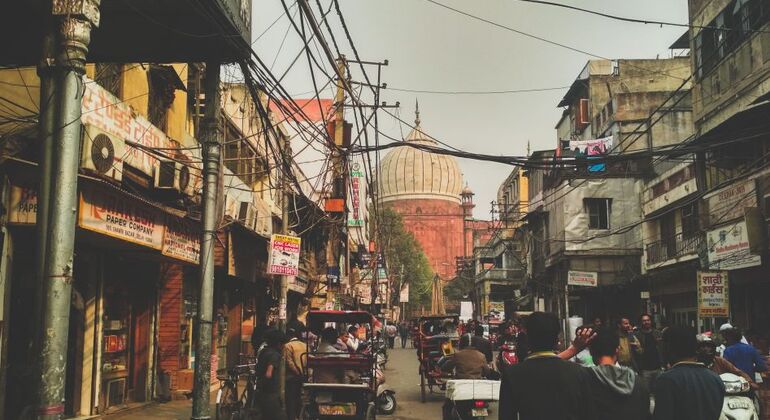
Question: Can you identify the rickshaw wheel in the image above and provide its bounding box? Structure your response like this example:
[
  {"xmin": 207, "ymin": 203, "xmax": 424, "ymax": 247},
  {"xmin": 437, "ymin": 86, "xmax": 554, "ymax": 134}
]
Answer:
[
  {"xmin": 420, "ymin": 370, "xmax": 426, "ymax": 403},
  {"xmin": 365, "ymin": 402, "xmax": 376, "ymax": 420}
]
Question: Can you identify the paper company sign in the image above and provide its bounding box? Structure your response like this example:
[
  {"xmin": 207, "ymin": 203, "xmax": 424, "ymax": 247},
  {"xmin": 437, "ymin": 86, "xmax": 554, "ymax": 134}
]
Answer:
[
  {"xmin": 707, "ymin": 221, "xmax": 762, "ymax": 270},
  {"xmin": 8, "ymin": 185, "xmax": 37, "ymax": 224},
  {"xmin": 79, "ymin": 187, "xmax": 164, "ymax": 249},
  {"xmin": 162, "ymin": 216, "xmax": 200, "ymax": 264},
  {"xmin": 268, "ymin": 234, "xmax": 301, "ymax": 276},
  {"xmin": 568, "ymin": 271, "xmax": 598, "ymax": 287},
  {"xmin": 697, "ymin": 271, "xmax": 729, "ymax": 317},
  {"xmin": 706, "ymin": 179, "xmax": 757, "ymax": 226}
]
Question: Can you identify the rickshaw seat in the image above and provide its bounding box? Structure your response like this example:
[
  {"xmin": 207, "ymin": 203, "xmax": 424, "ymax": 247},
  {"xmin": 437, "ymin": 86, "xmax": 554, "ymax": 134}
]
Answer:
[{"xmin": 307, "ymin": 354, "xmax": 371, "ymax": 371}]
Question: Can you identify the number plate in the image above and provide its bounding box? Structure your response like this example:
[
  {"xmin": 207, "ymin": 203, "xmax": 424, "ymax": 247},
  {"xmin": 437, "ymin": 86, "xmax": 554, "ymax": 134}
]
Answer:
[
  {"xmin": 728, "ymin": 399, "xmax": 751, "ymax": 410},
  {"xmin": 471, "ymin": 408, "xmax": 488, "ymax": 417},
  {"xmin": 318, "ymin": 403, "xmax": 357, "ymax": 415}
]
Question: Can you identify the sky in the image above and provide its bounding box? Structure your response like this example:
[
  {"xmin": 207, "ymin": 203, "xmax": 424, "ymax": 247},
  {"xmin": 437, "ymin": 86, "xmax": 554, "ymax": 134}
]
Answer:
[{"xmin": 250, "ymin": 0, "xmax": 689, "ymax": 218}]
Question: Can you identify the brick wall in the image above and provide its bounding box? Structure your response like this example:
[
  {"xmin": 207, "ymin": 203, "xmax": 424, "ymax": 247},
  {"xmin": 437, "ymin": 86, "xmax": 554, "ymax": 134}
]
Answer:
[{"xmin": 158, "ymin": 263, "xmax": 183, "ymax": 390}]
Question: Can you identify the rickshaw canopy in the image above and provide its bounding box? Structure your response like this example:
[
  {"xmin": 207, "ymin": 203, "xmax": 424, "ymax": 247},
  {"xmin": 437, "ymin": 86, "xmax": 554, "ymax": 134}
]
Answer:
[{"xmin": 306, "ymin": 310, "xmax": 376, "ymax": 328}]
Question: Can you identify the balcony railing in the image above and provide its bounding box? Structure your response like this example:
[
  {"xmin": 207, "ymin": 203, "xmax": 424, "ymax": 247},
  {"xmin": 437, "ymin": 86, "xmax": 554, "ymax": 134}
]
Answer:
[
  {"xmin": 476, "ymin": 268, "xmax": 525, "ymax": 282},
  {"xmin": 646, "ymin": 232, "xmax": 703, "ymax": 265}
]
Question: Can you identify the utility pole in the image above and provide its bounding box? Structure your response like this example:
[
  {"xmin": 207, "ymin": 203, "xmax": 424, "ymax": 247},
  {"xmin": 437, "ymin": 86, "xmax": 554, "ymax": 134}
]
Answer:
[
  {"xmin": 36, "ymin": 2, "xmax": 100, "ymax": 418},
  {"xmin": 192, "ymin": 61, "xmax": 222, "ymax": 420},
  {"xmin": 278, "ymin": 134, "xmax": 291, "ymax": 407},
  {"xmin": 330, "ymin": 55, "xmax": 346, "ymax": 310}
]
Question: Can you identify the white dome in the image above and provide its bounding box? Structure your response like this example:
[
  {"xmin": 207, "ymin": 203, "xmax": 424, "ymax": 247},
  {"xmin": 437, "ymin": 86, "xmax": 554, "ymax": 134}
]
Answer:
[{"xmin": 377, "ymin": 109, "xmax": 463, "ymax": 204}]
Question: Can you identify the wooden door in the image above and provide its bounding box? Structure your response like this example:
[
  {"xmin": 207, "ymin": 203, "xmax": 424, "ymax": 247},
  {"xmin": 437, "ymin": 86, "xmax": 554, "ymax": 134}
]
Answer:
[{"xmin": 131, "ymin": 293, "xmax": 151, "ymax": 401}]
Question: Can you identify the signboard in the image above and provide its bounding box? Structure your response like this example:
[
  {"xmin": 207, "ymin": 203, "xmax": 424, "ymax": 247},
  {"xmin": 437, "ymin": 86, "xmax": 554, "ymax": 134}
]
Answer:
[
  {"xmin": 488, "ymin": 301, "xmax": 505, "ymax": 321},
  {"xmin": 697, "ymin": 271, "xmax": 730, "ymax": 317},
  {"xmin": 268, "ymin": 234, "xmax": 301, "ymax": 276},
  {"xmin": 8, "ymin": 185, "xmax": 37, "ymax": 224},
  {"xmin": 707, "ymin": 221, "xmax": 762, "ymax": 270},
  {"xmin": 327, "ymin": 266, "xmax": 341, "ymax": 287},
  {"xmin": 348, "ymin": 163, "xmax": 365, "ymax": 226},
  {"xmin": 460, "ymin": 301, "xmax": 473, "ymax": 322},
  {"xmin": 162, "ymin": 216, "xmax": 200, "ymax": 264},
  {"xmin": 399, "ymin": 283, "xmax": 409, "ymax": 303},
  {"xmin": 567, "ymin": 270, "xmax": 598, "ymax": 287},
  {"xmin": 355, "ymin": 280, "xmax": 372, "ymax": 304},
  {"xmin": 706, "ymin": 179, "xmax": 757, "ymax": 226},
  {"xmin": 78, "ymin": 186, "xmax": 164, "ymax": 249}
]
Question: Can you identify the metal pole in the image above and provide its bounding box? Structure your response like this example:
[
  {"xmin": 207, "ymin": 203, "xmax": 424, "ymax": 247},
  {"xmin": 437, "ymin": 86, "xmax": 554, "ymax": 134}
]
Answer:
[
  {"xmin": 192, "ymin": 62, "xmax": 222, "ymax": 420},
  {"xmin": 278, "ymin": 136, "xmax": 291, "ymax": 407},
  {"xmin": 564, "ymin": 281, "xmax": 570, "ymax": 349},
  {"xmin": 37, "ymin": 4, "xmax": 99, "ymax": 418}
]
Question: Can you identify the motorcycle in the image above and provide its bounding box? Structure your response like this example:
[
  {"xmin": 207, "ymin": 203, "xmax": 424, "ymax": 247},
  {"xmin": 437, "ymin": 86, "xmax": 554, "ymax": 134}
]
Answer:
[
  {"xmin": 496, "ymin": 340, "xmax": 518, "ymax": 371},
  {"xmin": 720, "ymin": 372, "xmax": 759, "ymax": 420},
  {"xmin": 375, "ymin": 367, "xmax": 397, "ymax": 415},
  {"xmin": 444, "ymin": 379, "xmax": 499, "ymax": 420}
]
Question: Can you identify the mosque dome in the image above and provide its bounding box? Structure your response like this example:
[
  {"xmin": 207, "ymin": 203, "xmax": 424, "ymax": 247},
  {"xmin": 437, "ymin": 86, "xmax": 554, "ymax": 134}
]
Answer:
[{"xmin": 377, "ymin": 104, "xmax": 463, "ymax": 204}]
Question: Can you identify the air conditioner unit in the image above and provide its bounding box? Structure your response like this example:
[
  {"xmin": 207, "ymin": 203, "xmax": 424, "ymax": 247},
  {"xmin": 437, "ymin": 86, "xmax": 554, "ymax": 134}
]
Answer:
[
  {"xmin": 178, "ymin": 164, "xmax": 194, "ymax": 197},
  {"xmin": 237, "ymin": 201, "xmax": 257, "ymax": 230},
  {"xmin": 153, "ymin": 159, "xmax": 183, "ymax": 191},
  {"xmin": 81, "ymin": 124, "xmax": 124, "ymax": 182}
]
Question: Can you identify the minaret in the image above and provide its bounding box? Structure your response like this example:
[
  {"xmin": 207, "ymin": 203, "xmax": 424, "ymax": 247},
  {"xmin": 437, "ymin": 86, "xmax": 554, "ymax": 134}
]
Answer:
[
  {"xmin": 415, "ymin": 98, "xmax": 421, "ymax": 126},
  {"xmin": 461, "ymin": 183, "xmax": 475, "ymax": 259}
]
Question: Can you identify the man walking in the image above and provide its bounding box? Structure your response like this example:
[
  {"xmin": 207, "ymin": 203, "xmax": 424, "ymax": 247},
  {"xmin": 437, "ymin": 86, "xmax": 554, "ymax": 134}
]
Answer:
[
  {"xmin": 653, "ymin": 326, "xmax": 724, "ymax": 420},
  {"xmin": 636, "ymin": 313, "xmax": 663, "ymax": 391},
  {"xmin": 385, "ymin": 322, "xmax": 397, "ymax": 349},
  {"xmin": 499, "ymin": 312, "xmax": 596, "ymax": 420},
  {"xmin": 398, "ymin": 321, "xmax": 409, "ymax": 348},
  {"xmin": 586, "ymin": 327, "xmax": 650, "ymax": 420},
  {"xmin": 283, "ymin": 326, "xmax": 307, "ymax": 420},
  {"xmin": 256, "ymin": 329, "xmax": 287, "ymax": 420}
]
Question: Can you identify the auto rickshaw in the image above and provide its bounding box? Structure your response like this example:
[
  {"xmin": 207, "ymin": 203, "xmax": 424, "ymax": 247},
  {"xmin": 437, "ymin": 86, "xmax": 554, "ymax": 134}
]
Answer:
[{"xmin": 300, "ymin": 310, "xmax": 379, "ymax": 419}]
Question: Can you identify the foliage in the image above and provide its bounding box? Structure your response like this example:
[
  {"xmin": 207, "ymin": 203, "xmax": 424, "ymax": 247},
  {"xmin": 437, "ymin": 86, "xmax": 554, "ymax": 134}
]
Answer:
[
  {"xmin": 444, "ymin": 266, "xmax": 474, "ymax": 303},
  {"xmin": 377, "ymin": 207, "xmax": 433, "ymax": 306}
]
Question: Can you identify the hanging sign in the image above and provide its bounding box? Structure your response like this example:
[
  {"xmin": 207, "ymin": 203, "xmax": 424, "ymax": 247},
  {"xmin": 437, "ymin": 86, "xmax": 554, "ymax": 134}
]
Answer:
[
  {"xmin": 399, "ymin": 283, "xmax": 409, "ymax": 303},
  {"xmin": 706, "ymin": 221, "xmax": 762, "ymax": 270},
  {"xmin": 697, "ymin": 271, "xmax": 730, "ymax": 318},
  {"xmin": 268, "ymin": 234, "xmax": 301, "ymax": 276},
  {"xmin": 706, "ymin": 179, "xmax": 757, "ymax": 226},
  {"xmin": 162, "ymin": 216, "xmax": 200, "ymax": 264},
  {"xmin": 78, "ymin": 186, "xmax": 164, "ymax": 249},
  {"xmin": 8, "ymin": 185, "xmax": 37, "ymax": 224},
  {"xmin": 567, "ymin": 270, "xmax": 598, "ymax": 287},
  {"xmin": 348, "ymin": 163, "xmax": 365, "ymax": 226}
]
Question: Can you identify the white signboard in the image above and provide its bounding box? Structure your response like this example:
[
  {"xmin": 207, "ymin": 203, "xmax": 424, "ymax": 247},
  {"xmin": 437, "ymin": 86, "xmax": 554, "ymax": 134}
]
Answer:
[
  {"xmin": 399, "ymin": 283, "xmax": 409, "ymax": 303},
  {"xmin": 78, "ymin": 186, "xmax": 164, "ymax": 249},
  {"xmin": 697, "ymin": 271, "xmax": 730, "ymax": 318},
  {"xmin": 706, "ymin": 179, "xmax": 757, "ymax": 226},
  {"xmin": 268, "ymin": 234, "xmax": 301, "ymax": 276},
  {"xmin": 8, "ymin": 185, "xmax": 37, "ymax": 224},
  {"xmin": 460, "ymin": 301, "xmax": 473, "ymax": 322},
  {"xmin": 162, "ymin": 216, "xmax": 200, "ymax": 264},
  {"xmin": 568, "ymin": 270, "xmax": 598, "ymax": 287},
  {"xmin": 707, "ymin": 221, "xmax": 762, "ymax": 270}
]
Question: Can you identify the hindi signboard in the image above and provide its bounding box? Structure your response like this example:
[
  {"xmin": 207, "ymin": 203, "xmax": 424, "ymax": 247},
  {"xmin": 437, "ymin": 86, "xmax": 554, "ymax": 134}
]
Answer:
[
  {"xmin": 268, "ymin": 234, "xmax": 301, "ymax": 276},
  {"xmin": 706, "ymin": 221, "xmax": 762, "ymax": 270},
  {"xmin": 348, "ymin": 163, "xmax": 365, "ymax": 227},
  {"xmin": 78, "ymin": 186, "xmax": 164, "ymax": 249},
  {"xmin": 8, "ymin": 185, "xmax": 37, "ymax": 224},
  {"xmin": 567, "ymin": 270, "xmax": 598, "ymax": 287},
  {"xmin": 697, "ymin": 271, "xmax": 730, "ymax": 318},
  {"xmin": 162, "ymin": 216, "xmax": 200, "ymax": 264}
]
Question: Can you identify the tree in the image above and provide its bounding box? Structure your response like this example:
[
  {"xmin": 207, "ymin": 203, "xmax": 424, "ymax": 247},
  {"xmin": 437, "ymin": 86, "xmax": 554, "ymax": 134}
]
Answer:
[{"xmin": 377, "ymin": 207, "xmax": 433, "ymax": 307}]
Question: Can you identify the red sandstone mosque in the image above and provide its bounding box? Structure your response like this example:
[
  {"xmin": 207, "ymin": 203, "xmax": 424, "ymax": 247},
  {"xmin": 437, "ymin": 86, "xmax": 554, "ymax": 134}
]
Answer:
[{"xmin": 377, "ymin": 105, "xmax": 479, "ymax": 280}]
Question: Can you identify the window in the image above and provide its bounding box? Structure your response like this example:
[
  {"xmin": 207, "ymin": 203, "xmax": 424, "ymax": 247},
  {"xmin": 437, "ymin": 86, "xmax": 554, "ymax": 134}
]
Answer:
[
  {"xmin": 585, "ymin": 198, "xmax": 611, "ymax": 230},
  {"xmin": 681, "ymin": 203, "xmax": 699, "ymax": 238}
]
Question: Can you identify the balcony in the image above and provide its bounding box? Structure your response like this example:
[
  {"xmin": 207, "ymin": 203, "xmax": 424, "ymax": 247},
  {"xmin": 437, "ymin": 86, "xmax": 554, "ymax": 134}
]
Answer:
[
  {"xmin": 645, "ymin": 232, "xmax": 703, "ymax": 266},
  {"xmin": 476, "ymin": 268, "xmax": 525, "ymax": 283}
]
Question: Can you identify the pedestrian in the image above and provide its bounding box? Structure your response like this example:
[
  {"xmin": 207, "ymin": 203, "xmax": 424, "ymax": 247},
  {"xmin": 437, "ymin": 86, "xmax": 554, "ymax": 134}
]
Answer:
[
  {"xmin": 696, "ymin": 337, "xmax": 755, "ymax": 384},
  {"xmin": 636, "ymin": 313, "xmax": 663, "ymax": 392},
  {"xmin": 471, "ymin": 324, "xmax": 493, "ymax": 363},
  {"xmin": 283, "ymin": 326, "xmax": 307, "ymax": 420},
  {"xmin": 256, "ymin": 329, "xmax": 287, "ymax": 420},
  {"xmin": 586, "ymin": 327, "xmax": 650, "ymax": 420},
  {"xmin": 722, "ymin": 327, "xmax": 767, "ymax": 380},
  {"xmin": 385, "ymin": 322, "xmax": 397, "ymax": 349},
  {"xmin": 498, "ymin": 312, "xmax": 596, "ymax": 420},
  {"xmin": 653, "ymin": 326, "xmax": 724, "ymax": 420},
  {"xmin": 592, "ymin": 316, "xmax": 604, "ymax": 329},
  {"xmin": 617, "ymin": 317, "xmax": 642, "ymax": 370},
  {"xmin": 398, "ymin": 321, "xmax": 409, "ymax": 348},
  {"xmin": 251, "ymin": 319, "xmax": 268, "ymax": 356}
]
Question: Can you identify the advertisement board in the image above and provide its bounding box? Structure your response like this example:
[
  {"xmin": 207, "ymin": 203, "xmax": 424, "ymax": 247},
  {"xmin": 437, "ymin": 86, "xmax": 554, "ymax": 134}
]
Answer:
[
  {"xmin": 268, "ymin": 234, "xmax": 301, "ymax": 276},
  {"xmin": 8, "ymin": 185, "xmax": 37, "ymax": 224},
  {"xmin": 697, "ymin": 271, "xmax": 730, "ymax": 318},
  {"xmin": 567, "ymin": 270, "xmax": 598, "ymax": 287},
  {"xmin": 706, "ymin": 179, "xmax": 757, "ymax": 226},
  {"xmin": 348, "ymin": 163, "xmax": 365, "ymax": 226},
  {"xmin": 706, "ymin": 221, "xmax": 762, "ymax": 270},
  {"xmin": 162, "ymin": 216, "xmax": 200, "ymax": 264},
  {"xmin": 78, "ymin": 186, "xmax": 164, "ymax": 249}
]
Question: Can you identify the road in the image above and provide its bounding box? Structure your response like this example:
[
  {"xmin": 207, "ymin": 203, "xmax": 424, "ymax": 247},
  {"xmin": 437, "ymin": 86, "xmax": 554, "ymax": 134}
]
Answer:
[{"xmin": 383, "ymin": 342, "xmax": 499, "ymax": 420}]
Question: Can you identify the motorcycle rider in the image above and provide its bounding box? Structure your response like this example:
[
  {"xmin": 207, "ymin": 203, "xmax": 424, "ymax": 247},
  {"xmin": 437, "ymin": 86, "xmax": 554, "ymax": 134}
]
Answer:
[
  {"xmin": 471, "ymin": 325, "xmax": 494, "ymax": 363},
  {"xmin": 441, "ymin": 333, "xmax": 493, "ymax": 419}
]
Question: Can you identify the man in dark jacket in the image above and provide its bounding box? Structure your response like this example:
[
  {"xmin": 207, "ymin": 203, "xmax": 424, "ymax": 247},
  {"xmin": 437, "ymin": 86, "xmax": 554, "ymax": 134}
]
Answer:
[
  {"xmin": 499, "ymin": 312, "xmax": 596, "ymax": 420},
  {"xmin": 636, "ymin": 314, "xmax": 663, "ymax": 392},
  {"xmin": 471, "ymin": 324, "xmax": 494, "ymax": 363},
  {"xmin": 653, "ymin": 326, "xmax": 724, "ymax": 420},
  {"xmin": 587, "ymin": 327, "xmax": 650, "ymax": 420}
]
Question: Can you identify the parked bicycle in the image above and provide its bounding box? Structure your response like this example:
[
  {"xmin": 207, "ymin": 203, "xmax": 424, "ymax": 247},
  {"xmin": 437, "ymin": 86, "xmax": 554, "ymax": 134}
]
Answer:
[{"xmin": 215, "ymin": 361, "xmax": 258, "ymax": 420}]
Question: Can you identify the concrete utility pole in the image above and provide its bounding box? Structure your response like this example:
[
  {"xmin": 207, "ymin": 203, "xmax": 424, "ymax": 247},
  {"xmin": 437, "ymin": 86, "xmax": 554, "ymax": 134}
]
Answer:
[
  {"xmin": 192, "ymin": 62, "xmax": 222, "ymax": 420},
  {"xmin": 278, "ymin": 135, "xmax": 291, "ymax": 407},
  {"xmin": 36, "ymin": 2, "xmax": 100, "ymax": 418},
  {"xmin": 331, "ymin": 55, "xmax": 346, "ymax": 310}
]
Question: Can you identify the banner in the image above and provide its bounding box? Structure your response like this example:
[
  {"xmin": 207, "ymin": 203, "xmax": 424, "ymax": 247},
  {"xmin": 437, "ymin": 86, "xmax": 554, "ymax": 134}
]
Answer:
[
  {"xmin": 78, "ymin": 186, "xmax": 164, "ymax": 249},
  {"xmin": 707, "ymin": 221, "xmax": 762, "ymax": 270},
  {"xmin": 697, "ymin": 271, "xmax": 729, "ymax": 318},
  {"xmin": 162, "ymin": 216, "xmax": 200, "ymax": 264},
  {"xmin": 567, "ymin": 270, "xmax": 598, "ymax": 287},
  {"xmin": 268, "ymin": 234, "xmax": 301, "ymax": 276},
  {"xmin": 399, "ymin": 283, "xmax": 409, "ymax": 303},
  {"xmin": 8, "ymin": 185, "xmax": 37, "ymax": 224}
]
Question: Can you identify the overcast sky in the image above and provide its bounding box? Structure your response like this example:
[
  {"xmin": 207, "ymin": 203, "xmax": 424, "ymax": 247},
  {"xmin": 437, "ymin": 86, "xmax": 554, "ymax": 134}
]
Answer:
[{"xmin": 251, "ymin": 0, "xmax": 689, "ymax": 218}]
